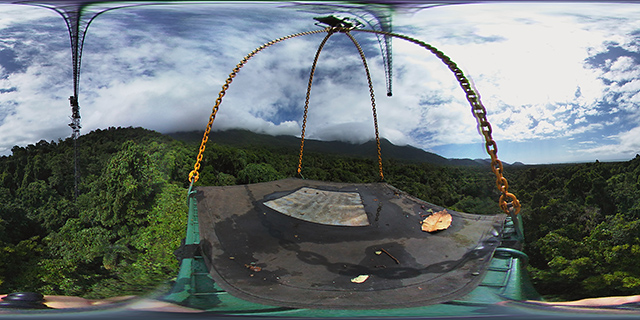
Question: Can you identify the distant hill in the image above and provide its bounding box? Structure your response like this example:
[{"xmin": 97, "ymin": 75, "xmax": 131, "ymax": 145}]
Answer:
[{"xmin": 167, "ymin": 129, "xmax": 510, "ymax": 167}]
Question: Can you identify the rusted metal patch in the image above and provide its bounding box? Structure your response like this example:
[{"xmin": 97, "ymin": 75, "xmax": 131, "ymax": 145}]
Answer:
[{"xmin": 263, "ymin": 187, "xmax": 369, "ymax": 226}]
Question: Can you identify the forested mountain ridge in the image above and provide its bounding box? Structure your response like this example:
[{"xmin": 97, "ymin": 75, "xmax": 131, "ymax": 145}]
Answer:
[
  {"xmin": 168, "ymin": 129, "xmax": 513, "ymax": 167},
  {"xmin": 1, "ymin": 126, "xmax": 639, "ymax": 301}
]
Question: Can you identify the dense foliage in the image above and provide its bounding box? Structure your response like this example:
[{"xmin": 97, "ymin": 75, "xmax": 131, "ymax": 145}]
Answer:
[
  {"xmin": 510, "ymin": 158, "xmax": 640, "ymax": 300},
  {"xmin": 0, "ymin": 127, "xmax": 192, "ymax": 298},
  {"xmin": 1, "ymin": 126, "xmax": 639, "ymax": 301}
]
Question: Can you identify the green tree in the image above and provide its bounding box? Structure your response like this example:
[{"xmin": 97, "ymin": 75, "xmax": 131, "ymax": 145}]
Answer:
[{"xmin": 236, "ymin": 163, "xmax": 283, "ymax": 184}]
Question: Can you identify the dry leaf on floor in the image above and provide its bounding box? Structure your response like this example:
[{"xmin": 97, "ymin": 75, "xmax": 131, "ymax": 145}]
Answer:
[{"xmin": 421, "ymin": 209, "xmax": 452, "ymax": 232}]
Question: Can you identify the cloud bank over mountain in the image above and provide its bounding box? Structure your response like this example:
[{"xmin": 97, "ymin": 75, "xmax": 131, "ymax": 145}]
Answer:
[{"xmin": 1, "ymin": 2, "xmax": 640, "ymax": 164}]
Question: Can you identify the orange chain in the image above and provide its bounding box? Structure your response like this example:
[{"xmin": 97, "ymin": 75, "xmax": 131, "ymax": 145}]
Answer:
[
  {"xmin": 354, "ymin": 29, "xmax": 521, "ymax": 215},
  {"xmin": 297, "ymin": 29, "xmax": 385, "ymax": 181},
  {"xmin": 188, "ymin": 28, "xmax": 329, "ymax": 184},
  {"xmin": 188, "ymin": 26, "xmax": 520, "ymax": 216},
  {"xmin": 297, "ymin": 30, "xmax": 335, "ymax": 178},
  {"xmin": 344, "ymin": 31, "xmax": 384, "ymax": 181}
]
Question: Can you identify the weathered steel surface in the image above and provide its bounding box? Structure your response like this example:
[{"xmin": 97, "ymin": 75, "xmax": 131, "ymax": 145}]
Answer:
[
  {"xmin": 264, "ymin": 187, "xmax": 369, "ymax": 226},
  {"xmin": 196, "ymin": 178, "xmax": 506, "ymax": 310}
]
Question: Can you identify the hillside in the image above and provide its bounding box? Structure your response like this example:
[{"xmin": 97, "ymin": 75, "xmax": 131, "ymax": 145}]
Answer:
[
  {"xmin": 167, "ymin": 129, "xmax": 497, "ymax": 167},
  {"xmin": 2, "ymin": 126, "xmax": 640, "ymax": 301}
]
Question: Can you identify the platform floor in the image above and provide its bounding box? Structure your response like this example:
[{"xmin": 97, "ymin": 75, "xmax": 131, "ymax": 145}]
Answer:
[{"xmin": 196, "ymin": 178, "xmax": 505, "ymax": 309}]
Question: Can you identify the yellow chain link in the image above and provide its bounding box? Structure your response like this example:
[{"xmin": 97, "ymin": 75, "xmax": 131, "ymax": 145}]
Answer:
[
  {"xmin": 344, "ymin": 31, "xmax": 384, "ymax": 181},
  {"xmin": 297, "ymin": 30, "xmax": 335, "ymax": 178},
  {"xmin": 188, "ymin": 25, "xmax": 521, "ymax": 216},
  {"xmin": 297, "ymin": 29, "xmax": 385, "ymax": 181},
  {"xmin": 188, "ymin": 28, "xmax": 329, "ymax": 184},
  {"xmin": 354, "ymin": 29, "xmax": 521, "ymax": 215}
]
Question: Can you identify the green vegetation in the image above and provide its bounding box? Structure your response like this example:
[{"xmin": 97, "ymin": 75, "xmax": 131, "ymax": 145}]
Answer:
[
  {"xmin": 1, "ymin": 126, "xmax": 639, "ymax": 301},
  {"xmin": 0, "ymin": 128, "xmax": 191, "ymax": 298},
  {"xmin": 510, "ymin": 158, "xmax": 640, "ymax": 300}
]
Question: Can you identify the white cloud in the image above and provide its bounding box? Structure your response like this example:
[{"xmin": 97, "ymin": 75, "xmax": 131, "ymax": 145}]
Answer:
[
  {"xmin": 0, "ymin": 4, "xmax": 55, "ymax": 28},
  {"xmin": 574, "ymin": 117, "xmax": 587, "ymax": 125},
  {"xmin": 75, "ymin": 5, "xmax": 327, "ymax": 140},
  {"xmin": 578, "ymin": 125, "xmax": 640, "ymax": 159},
  {"xmin": 3, "ymin": 2, "xmax": 640, "ymax": 164}
]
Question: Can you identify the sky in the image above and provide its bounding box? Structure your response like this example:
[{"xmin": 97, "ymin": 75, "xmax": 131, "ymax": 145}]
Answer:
[{"xmin": 1, "ymin": 2, "xmax": 640, "ymax": 164}]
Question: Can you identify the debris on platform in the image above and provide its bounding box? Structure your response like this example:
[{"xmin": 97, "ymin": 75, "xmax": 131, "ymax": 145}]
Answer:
[
  {"xmin": 420, "ymin": 209, "xmax": 452, "ymax": 232},
  {"xmin": 351, "ymin": 275, "xmax": 370, "ymax": 283},
  {"xmin": 245, "ymin": 263, "xmax": 262, "ymax": 272}
]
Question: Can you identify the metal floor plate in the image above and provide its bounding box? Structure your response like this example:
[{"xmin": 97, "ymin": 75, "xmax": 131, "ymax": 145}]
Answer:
[
  {"xmin": 263, "ymin": 187, "xmax": 369, "ymax": 226},
  {"xmin": 196, "ymin": 178, "xmax": 505, "ymax": 310}
]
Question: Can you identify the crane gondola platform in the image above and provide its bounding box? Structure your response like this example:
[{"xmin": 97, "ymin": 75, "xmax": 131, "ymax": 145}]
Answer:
[
  {"xmin": 196, "ymin": 178, "xmax": 504, "ymax": 309},
  {"xmin": 163, "ymin": 178, "xmax": 539, "ymax": 315},
  {"xmin": 162, "ymin": 21, "xmax": 540, "ymax": 315}
]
